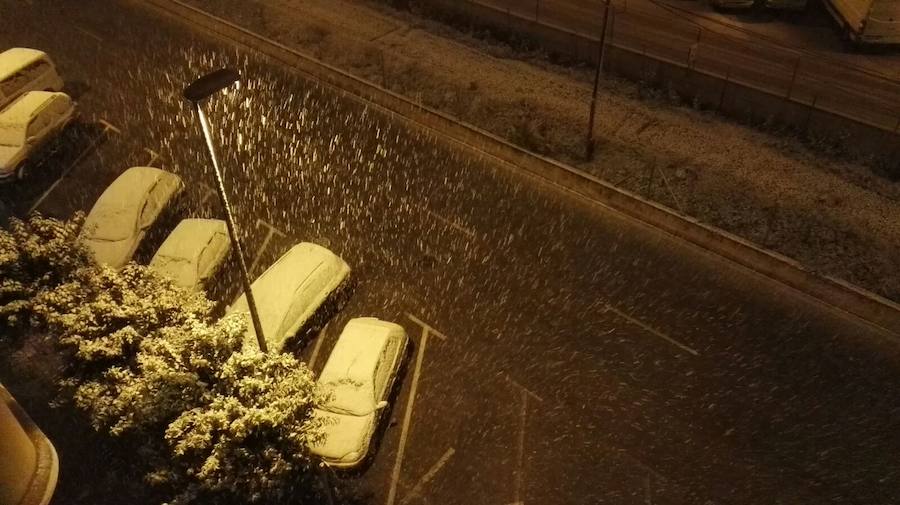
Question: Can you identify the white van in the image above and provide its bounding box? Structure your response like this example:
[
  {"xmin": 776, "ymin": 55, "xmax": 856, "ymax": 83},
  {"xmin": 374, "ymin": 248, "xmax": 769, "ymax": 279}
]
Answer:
[{"xmin": 0, "ymin": 48, "xmax": 64, "ymax": 110}]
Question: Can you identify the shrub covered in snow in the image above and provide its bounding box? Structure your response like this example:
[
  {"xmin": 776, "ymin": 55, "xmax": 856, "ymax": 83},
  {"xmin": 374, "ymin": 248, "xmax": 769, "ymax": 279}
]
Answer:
[
  {"xmin": 152, "ymin": 350, "xmax": 332, "ymax": 504},
  {"xmin": 73, "ymin": 313, "xmax": 247, "ymax": 436},
  {"xmin": 0, "ymin": 213, "xmax": 92, "ymax": 334},
  {"xmin": 33, "ymin": 263, "xmax": 213, "ymax": 369}
]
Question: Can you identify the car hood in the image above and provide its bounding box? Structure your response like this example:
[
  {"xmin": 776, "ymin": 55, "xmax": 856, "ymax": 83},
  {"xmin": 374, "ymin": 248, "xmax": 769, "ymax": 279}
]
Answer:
[
  {"xmin": 80, "ymin": 236, "xmax": 137, "ymax": 269},
  {"xmin": 0, "ymin": 145, "xmax": 21, "ymax": 174},
  {"xmin": 309, "ymin": 408, "xmax": 374, "ymax": 465}
]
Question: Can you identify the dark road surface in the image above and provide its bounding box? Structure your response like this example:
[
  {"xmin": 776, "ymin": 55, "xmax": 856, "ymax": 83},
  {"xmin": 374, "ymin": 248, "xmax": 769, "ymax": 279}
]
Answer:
[{"xmin": 1, "ymin": 1, "xmax": 899, "ymax": 504}]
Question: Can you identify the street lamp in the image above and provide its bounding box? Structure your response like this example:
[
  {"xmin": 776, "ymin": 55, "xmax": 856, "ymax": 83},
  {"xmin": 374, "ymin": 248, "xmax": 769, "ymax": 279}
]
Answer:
[{"xmin": 183, "ymin": 68, "xmax": 268, "ymax": 353}]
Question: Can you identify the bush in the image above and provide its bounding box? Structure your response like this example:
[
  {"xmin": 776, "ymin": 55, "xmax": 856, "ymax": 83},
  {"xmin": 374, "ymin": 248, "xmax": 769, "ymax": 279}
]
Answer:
[
  {"xmin": 0, "ymin": 213, "xmax": 92, "ymax": 334},
  {"xmin": 33, "ymin": 263, "xmax": 213, "ymax": 369},
  {"xmin": 155, "ymin": 350, "xmax": 332, "ymax": 504},
  {"xmin": 73, "ymin": 313, "xmax": 247, "ymax": 436}
]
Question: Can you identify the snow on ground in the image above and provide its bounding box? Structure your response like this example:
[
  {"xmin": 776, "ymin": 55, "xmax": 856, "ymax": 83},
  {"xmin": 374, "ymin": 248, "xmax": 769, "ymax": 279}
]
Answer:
[{"xmin": 187, "ymin": 0, "xmax": 900, "ymax": 301}]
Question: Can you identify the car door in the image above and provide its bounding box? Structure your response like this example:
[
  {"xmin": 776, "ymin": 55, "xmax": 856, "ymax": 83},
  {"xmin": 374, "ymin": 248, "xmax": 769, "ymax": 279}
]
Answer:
[
  {"xmin": 373, "ymin": 339, "xmax": 392, "ymax": 402},
  {"xmin": 139, "ymin": 179, "xmax": 164, "ymax": 231}
]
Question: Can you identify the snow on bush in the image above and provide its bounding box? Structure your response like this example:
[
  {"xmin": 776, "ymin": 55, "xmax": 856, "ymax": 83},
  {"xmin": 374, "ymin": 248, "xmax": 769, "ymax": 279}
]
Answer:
[
  {"xmin": 33, "ymin": 263, "xmax": 213, "ymax": 368},
  {"xmin": 154, "ymin": 350, "xmax": 332, "ymax": 504},
  {"xmin": 0, "ymin": 213, "xmax": 91, "ymax": 333},
  {"xmin": 74, "ymin": 313, "xmax": 247, "ymax": 436}
]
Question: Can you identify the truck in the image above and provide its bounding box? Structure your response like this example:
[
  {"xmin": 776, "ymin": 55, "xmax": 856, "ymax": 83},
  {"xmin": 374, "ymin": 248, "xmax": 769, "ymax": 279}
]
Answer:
[{"xmin": 824, "ymin": 0, "xmax": 900, "ymax": 45}]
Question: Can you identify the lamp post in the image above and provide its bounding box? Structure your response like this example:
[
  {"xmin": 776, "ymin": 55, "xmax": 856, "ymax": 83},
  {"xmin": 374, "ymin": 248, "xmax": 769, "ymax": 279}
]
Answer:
[
  {"xmin": 585, "ymin": 0, "xmax": 612, "ymax": 161},
  {"xmin": 183, "ymin": 68, "xmax": 268, "ymax": 353}
]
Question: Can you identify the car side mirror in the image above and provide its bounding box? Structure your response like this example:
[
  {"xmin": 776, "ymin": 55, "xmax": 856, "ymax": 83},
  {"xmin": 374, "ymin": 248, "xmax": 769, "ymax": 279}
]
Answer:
[{"xmin": 375, "ymin": 401, "xmax": 388, "ymax": 410}]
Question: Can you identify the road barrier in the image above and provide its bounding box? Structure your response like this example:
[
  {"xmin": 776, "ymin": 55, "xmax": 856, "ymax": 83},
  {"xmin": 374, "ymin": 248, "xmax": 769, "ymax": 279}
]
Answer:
[
  {"xmin": 138, "ymin": 0, "xmax": 900, "ymax": 335},
  {"xmin": 417, "ymin": 0, "xmax": 900, "ymax": 168}
]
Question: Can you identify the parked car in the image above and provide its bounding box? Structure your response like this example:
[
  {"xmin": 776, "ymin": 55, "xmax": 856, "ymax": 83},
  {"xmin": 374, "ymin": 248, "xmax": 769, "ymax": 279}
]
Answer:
[
  {"xmin": 79, "ymin": 166, "xmax": 183, "ymax": 269},
  {"xmin": 0, "ymin": 48, "xmax": 63, "ymax": 110},
  {"xmin": 226, "ymin": 242, "xmax": 350, "ymax": 352},
  {"xmin": 0, "ymin": 91, "xmax": 75, "ymax": 180},
  {"xmin": 310, "ymin": 317, "xmax": 409, "ymax": 469},
  {"xmin": 0, "ymin": 383, "xmax": 58, "ymax": 505},
  {"xmin": 149, "ymin": 218, "xmax": 230, "ymax": 290}
]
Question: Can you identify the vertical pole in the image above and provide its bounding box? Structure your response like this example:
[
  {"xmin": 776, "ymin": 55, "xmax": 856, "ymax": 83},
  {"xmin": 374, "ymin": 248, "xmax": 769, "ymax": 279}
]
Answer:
[
  {"xmin": 718, "ymin": 66, "xmax": 731, "ymax": 111},
  {"xmin": 786, "ymin": 56, "xmax": 800, "ymax": 100},
  {"xmin": 585, "ymin": 0, "xmax": 612, "ymax": 161},
  {"xmin": 195, "ymin": 106, "xmax": 268, "ymax": 353}
]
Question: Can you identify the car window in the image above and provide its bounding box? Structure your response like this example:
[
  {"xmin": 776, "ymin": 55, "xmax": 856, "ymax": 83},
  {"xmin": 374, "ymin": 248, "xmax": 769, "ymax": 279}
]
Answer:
[
  {"xmin": 26, "ymin": 113, "xmax": 46, "ymax": 139},
  {"xmin": 197, "ymin": 232, "xmax": 226, "ymax": 280},
  {"xmin": 323, "ymin": 382, "xmax": 376, "ymax": 416},
  {"xmin": 374, "ymin": 342, "xmax": 392, "ymax": 400},
  {"xmin": 22, "ymin": 61, "xmax": 51, "ymax": 81},
  {"xmin": 0, "ymin": 71, "xmax": 30, "ymax": 96}
]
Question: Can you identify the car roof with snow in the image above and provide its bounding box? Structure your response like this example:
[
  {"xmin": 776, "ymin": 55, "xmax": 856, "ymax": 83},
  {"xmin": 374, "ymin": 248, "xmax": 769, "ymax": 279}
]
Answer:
[
  {"xmin": 319, "ymin": 318, "xmax": 400, "ymax": 386},
  {"xmin": 149, "ymin": 218, "xmax": 229, "ymax": 289},
  {"xmin": 0, "ymin": 92, "xmax": 63, "ymax": 125},
  {"xmin": 0, "ymin": 48, "xmax": 48, "ymax": 76},
  {"xmin": 82, "ymin": 166, "xmax": 178, "ymax": 241},
  {"xmin": 227, "ymin": 242, "xmax": 347, "ymax": 345}
]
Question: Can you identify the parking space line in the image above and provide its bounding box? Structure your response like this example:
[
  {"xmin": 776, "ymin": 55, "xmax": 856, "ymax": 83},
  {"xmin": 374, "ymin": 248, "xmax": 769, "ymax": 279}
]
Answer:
[
  {"xmin": 249, "ymin": 218, "xmax": 287, "ymax": 274},
  {"xmin": 603, "ymin": 304, "xmax": 699, "ymax": 357},
  {"xmin": 74, "ymin": 26, "xmax": 103, "ymax": 43},
  {"xmin": 98, "ymin": 119, "xmax": 121, "ymax": 135},
  {"xmin": 308, "ymin": 321, "xmax": 329, "ymax": 370},
  {"xmin": 513, "ymin": 388, "xmax": 528, "ymax": 505},
  {"xmin": 143, "ymin": 148, "xmax": 160, "ymax": 166},
  {"xmin": 402, "ymin": 196, "xmax": 478, "ymax": 242},
  {"xmin": 406, "ymin": 313, "xmax": 447, "ymax": 341},
  {"xmin": 28, "ymin": 129, "xmax": 106, "ymax": 214},
  {"xmin": 386, "ymin": 326, "xmax": 430, "ymax": 505},
  {"xmin": 399, "ymin": 447, "xmax": 455, "ymax": 505},
  {"xmin": 504, "ymin": 374, "xmax": 544, "ymax": 403}
]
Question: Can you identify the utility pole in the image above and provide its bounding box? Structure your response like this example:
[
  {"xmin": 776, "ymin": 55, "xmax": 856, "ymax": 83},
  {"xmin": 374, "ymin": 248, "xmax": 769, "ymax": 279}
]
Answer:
[{"xmin": 585, "ymin": 0, "xmax": 612, "ymax": 161}]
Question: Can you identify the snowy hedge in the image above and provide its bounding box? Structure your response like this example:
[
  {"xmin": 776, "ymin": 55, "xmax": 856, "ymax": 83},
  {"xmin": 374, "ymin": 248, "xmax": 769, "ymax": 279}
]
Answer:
[{"xmin": 0, "ymin": 214, "xmax": 331, "ymax": 504}]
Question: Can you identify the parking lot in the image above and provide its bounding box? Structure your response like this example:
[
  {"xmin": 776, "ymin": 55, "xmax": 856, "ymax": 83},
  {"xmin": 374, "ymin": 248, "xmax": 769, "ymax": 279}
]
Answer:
[{"xmin": 3, "ymin": 1, "xmax": 900, "ymax": 504}]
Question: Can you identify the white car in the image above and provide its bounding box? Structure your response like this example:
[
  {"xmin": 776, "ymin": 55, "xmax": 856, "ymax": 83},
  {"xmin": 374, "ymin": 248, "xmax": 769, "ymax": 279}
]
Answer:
[
  {"xmin": 0, "ymin": 91, "xmax": 74, "ymax": 180},
  {"xmin": 149, "ymin": 218, "xmax": 230, "ymax": 290},
  {"xmin": 79, "ymin": 166, "xmax": 183, "ymax": 269},
  {"xmin": 310, "ymin": 318, "xmax": 409, "ymax": 469},
  {"xmin": 0, "ymin": 48, "xmax": 64, "ymax": 110},
  {"xmin": 226, "ymin": 242, "xmax": 350, "ymax": 352},
  {"xmin": 0, "ymin": 383, "xmax": 58, "ymax": 505}
]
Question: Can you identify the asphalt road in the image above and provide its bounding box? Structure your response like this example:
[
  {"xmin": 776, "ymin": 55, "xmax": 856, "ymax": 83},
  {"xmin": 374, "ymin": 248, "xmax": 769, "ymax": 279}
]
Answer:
[
  {"xmin": 2, "ymin": 1, "xmax": 900, "ymax": 505},
  {"xmin": 475, "ymin": 0, "xmax": 900, "ymax": 130}
]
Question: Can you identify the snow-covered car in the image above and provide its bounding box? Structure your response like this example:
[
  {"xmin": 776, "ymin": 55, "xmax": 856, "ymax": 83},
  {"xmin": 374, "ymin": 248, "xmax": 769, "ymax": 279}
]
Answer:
[
  {"xmin": 227, "ymin": 242, "xmax": 350, "ymax": 352},
  {"xmin": 149, "ymin": 218, "xmax": 231, "ymax": 290},
  {"xmin": 79, "ymin": 166, "xmax": 183, "ymax": 269},
  {"xmin": 0, "ymin": 91, "xmax": 74, "ymax": 180},
  {"xmin": 0, "ymin": 48, "xmax": 63, "ymax": 110},
  {"xmin": 0, "ymin": 383, "xmax": 58, "ymax": 505},
  {"xmin": 310, "ymin": 317, "xmax": 409, "ymax": 469}
]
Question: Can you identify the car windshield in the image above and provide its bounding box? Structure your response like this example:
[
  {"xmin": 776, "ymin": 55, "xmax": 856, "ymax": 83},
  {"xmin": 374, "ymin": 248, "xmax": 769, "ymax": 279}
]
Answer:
[
  {"xmin": 83, "ymin": 204, "xmax": 140, "ymax": 241},
  {"xmin": 0, "ymin": 123, "xmax": 24, "ymax": 146},
  {"xmin": 322, "ymin": 382, "xmax": 375, "ymax": 417}
]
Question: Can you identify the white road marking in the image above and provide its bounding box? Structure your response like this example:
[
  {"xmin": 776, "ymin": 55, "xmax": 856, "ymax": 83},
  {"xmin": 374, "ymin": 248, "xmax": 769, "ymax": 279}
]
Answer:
[
  {"xmin": 399, "ymin": 447, "xmax": 456, "ymax": 505},
  {"xmin": 604, "ymin": 304, "xmax": 699, "ymax": 356},
  {"xmin": 28, "ymin": 129, "xmax": 106, "ymax": 214},
  {"xmin": 386, "ymin": 326, "xmax": 430, "ymax": 505},
  {"xmin": 504, "ymin": 374, "xmax": 544, "ymax": 403},
  {"xmin": 513, "ymin": 388, "xmax": 528, "ymax": 505},
  {"xmin": 98, "ymin": 119, "xmax": 121, "ymax": 135},
  {"xmin": 74, "ymin": 26, "xmax": 103, "ymax": 43},
  {"xmin": 406, "ymin": 313, "xmax": 447, "ymax": 341},
  {"xmin": 308, "ymin": 321, "xmax": 329, "ymax": 370},
  {"xmin": 144, "ymin": 148, "xmax": 160, "ymax": 166},
  {"xmin": 421, "ymin": 205, "xmax": 477, "ymax": 240},
  {"xmin": 248, "ymin": 218, "xmax": 286, "ymax": 274}
]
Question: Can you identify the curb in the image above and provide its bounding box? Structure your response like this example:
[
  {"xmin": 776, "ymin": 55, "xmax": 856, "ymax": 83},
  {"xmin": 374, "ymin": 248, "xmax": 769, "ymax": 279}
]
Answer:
[{"xmin": 139, "ymin": 0, "xmax": 900, "ymax": 336}]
